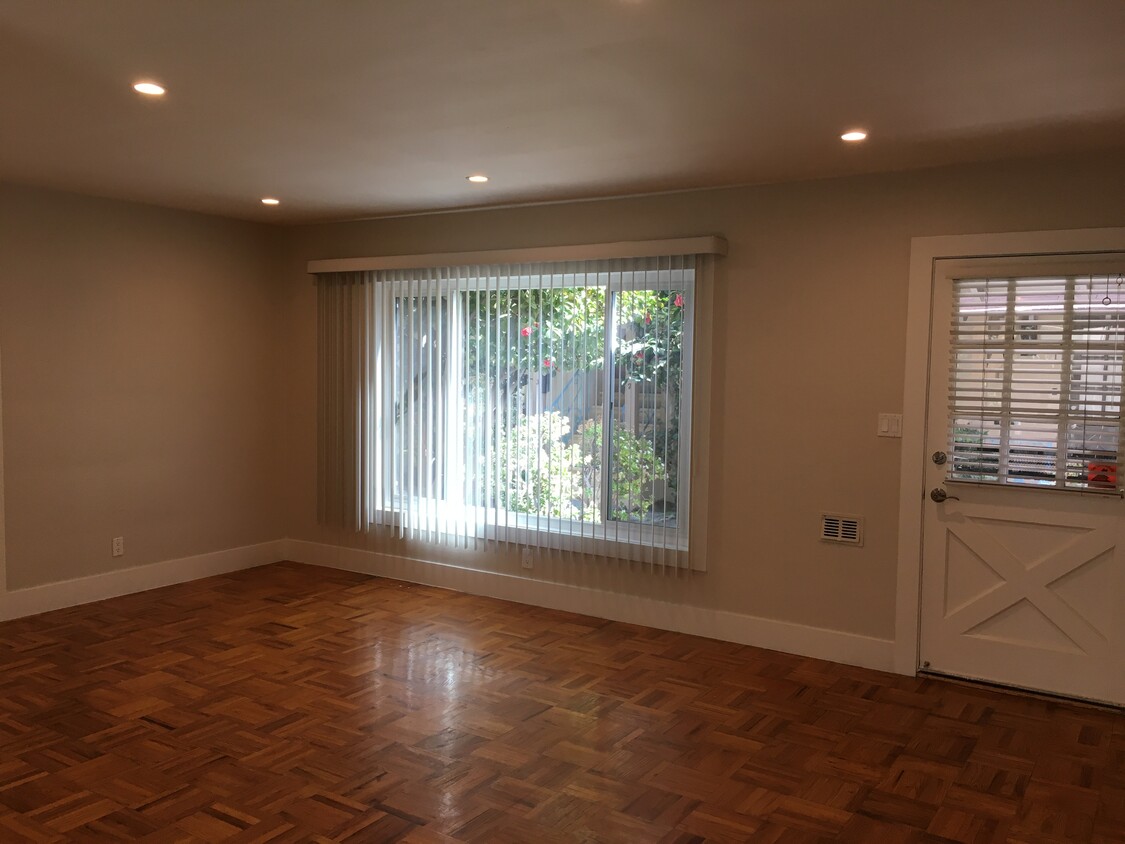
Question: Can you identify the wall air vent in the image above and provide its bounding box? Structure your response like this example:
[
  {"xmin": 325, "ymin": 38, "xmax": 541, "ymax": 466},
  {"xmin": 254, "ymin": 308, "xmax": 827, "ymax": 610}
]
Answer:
[{"xmin": 820, "ymin": 513, "xmax": 864, "ymax": 546}]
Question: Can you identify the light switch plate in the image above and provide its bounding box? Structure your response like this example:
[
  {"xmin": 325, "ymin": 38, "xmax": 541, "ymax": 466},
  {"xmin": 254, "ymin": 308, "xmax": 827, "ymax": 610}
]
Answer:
[{"xmin": 877, "ymin": 413, "xmax": 903, "ymax": 438}]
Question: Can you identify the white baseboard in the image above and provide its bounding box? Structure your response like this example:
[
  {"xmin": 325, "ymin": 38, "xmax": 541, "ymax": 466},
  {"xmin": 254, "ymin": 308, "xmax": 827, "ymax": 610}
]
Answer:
[
  {"xmin": 282, "ymin": 539, "xmax": 896, "ymax": 673},
  {"xmin": 0, "ymin": 539, "xmax": 286, "ymax": 621},
  {"xmin": 0, "ymin": 537, "xmax": 896, "ymax": 674}
]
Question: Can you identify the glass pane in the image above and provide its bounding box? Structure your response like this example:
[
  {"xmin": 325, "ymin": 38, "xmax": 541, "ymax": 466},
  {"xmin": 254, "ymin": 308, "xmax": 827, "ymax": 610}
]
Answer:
[
  {"xmin": 1006, "ymin": 417, "xmax": 1058, "ymax": 486},
  {"xmin": 1066, "ymin": 421, "xmax": 1120, "ymax": 489},
  {"xmin": 1013, "ymin": 279, "xmax": 1066, "ymax": 347},
  {"xmin": 1009, "ymin": 350, "xmax": 1062, "ymax": 415},
  {"xmin": 462, "ymin": 284, "xmax": 607, "ymax": 523},
  {"xmin": 950, "ymin": 348, "xmax": 1006, "ymax": 413},
  {"xmin": 391, "ymin": 295, "xmax": 450, "ymax": 501},
  {"xmin": 1070, "ymin": 350, "xmax": 1122, "ymax": 422},
  {"xmin": 953, "ymin": 279, "xmax": 1008, "ymax": 343},
  {"xmin": 950, "ymin": 416, "xmax": 1001, "ymax": 481},
  {"xmin": 608, "ymin": 288, "xmax": 688, "ymax": 526},
  {"xmin": 950, "ymin": 275, "xmax": 1124, "ymax": 492}
]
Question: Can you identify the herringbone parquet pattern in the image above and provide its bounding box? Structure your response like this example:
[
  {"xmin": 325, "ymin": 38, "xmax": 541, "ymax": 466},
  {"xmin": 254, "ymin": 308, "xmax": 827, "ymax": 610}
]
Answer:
[{"xmin": 0, "ymin": 562, "xmax": 1121, "ymax": 842}]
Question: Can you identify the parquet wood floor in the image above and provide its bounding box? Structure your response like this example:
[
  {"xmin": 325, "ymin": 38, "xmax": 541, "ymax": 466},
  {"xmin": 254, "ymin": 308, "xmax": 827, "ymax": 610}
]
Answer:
[{"xmin": 0, "ymin": 562, "xmax": 1121, "ymax": 843}]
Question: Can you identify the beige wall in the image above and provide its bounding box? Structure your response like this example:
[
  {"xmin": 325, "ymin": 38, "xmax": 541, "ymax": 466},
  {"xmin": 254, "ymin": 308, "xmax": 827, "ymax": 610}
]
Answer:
[
  {"xmin": 282, "ymin": 154, "xmax": 1125, "ymax": 641},
  {"xmin": 0, "ymin": 184, "xmax": 284, "ymax": 589},
  {"xmin": 4, "ymin": 155, "xmax": 1124, "ymax": 640}
]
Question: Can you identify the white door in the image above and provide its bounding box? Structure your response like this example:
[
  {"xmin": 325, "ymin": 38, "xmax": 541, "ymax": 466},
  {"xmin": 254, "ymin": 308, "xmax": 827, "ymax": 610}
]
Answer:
[{"xmin": 920, "ymin": 257, "xmax": 1125, "ymax": 706}]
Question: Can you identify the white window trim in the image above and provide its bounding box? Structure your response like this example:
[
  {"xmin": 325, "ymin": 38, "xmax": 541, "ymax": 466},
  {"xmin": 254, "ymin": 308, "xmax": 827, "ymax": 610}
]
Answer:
[
  {"xmin": 896, "ymin": 227, "xmax": 1125, "ymax": 676},
  {"xmin": 374, "ymin": 499, "xmax": 689, "ymax": 556},
  {"xmin": 307, "ymin": 236, "xmax": 727, "ymax": 274},
  {"xmin": 368, "ymin": 259, "xmax": 706, "ymax": 566}
]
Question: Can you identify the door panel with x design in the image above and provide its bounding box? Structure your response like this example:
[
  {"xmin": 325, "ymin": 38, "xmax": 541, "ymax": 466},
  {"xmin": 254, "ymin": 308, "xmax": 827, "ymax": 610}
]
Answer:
[{"xmin": 921, "ymin": 504, "xmax": 1124, "ymax": 704}]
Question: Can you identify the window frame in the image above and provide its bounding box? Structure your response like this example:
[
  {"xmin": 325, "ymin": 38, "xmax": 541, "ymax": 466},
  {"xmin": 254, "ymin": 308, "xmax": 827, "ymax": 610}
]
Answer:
[
  {"xmin": 370, "ymin": 266, "xmax": 697, "ymax": 557},
  {"xmin": 944, "ymin": 257, "xmax": 1125, "ymax": 495}
]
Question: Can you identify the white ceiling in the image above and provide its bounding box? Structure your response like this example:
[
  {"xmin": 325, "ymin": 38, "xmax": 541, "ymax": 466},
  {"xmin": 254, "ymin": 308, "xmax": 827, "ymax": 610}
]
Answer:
[{"xmin": 2, "ymin": 0, "xmax": 1124, "ymax": 223}]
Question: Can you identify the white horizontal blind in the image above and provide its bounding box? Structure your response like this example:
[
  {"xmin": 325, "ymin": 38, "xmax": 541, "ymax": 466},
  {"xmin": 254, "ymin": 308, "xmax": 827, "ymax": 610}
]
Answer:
[
  {"xmin": 949, "ymin": 275, "xmax": 1125, "ymax": 491},
  {"xmin": 318, "ymin": 256, "xmax": 698, "ymax": 568}
]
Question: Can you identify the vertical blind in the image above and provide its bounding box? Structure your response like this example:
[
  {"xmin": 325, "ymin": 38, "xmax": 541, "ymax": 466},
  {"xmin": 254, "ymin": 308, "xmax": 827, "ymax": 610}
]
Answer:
[
  {"xmin": 317, "ymin": 255, "xmax": 702, "ymax": 568},
  {"xmin": 949, "ymin": 275, "xmax": 1125, "ymax": 491}
]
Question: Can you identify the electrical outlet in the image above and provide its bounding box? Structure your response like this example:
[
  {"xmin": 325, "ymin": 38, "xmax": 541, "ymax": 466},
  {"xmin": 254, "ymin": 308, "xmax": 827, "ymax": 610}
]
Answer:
[
  {"xmin": 112, "ymin": 536, "xmax": 124, "ymax": 557},
  {"xmin": 521, "ymin": 549, "xmax": 533, "ymax": 570}
]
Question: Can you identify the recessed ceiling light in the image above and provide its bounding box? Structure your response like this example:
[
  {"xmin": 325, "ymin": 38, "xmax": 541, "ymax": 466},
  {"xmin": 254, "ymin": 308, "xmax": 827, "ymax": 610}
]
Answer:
[
  {"xmin": 261, "ymin": 197, "xmax": 280, "ymax": 205},
  {"xmin": 133, "ymin": 81, "xmax": 165, "ymax": 96},
  {"xmin": 841, "ymin": 130, "xmax": 867, "ymax": 142},
  {"xmin": 466, "ymin": 174, "xmax": 489, "ymax": 183}
]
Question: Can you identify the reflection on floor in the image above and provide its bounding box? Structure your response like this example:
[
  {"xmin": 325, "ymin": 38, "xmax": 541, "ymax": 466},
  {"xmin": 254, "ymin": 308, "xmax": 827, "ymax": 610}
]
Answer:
[{"xmin": 0, "ymin": 561, "xmax": 1121, "ymax": 842}]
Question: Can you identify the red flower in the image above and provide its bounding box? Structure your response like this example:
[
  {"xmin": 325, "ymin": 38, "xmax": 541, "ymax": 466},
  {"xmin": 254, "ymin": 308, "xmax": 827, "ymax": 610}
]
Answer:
[
  {"xmin": 634, "ymin": 352, "xmax": 644, "ymax": 361},
  {"xmin": 520, "ymin": 326, "xmax": 533, "ymax": 337},
  {"xmin": 674, "ymin": 293, "xmax": 684, "ymax": 307},
  {"xmin": 543, "ymin": 357, "xmax": 553, "ymax": 368}
]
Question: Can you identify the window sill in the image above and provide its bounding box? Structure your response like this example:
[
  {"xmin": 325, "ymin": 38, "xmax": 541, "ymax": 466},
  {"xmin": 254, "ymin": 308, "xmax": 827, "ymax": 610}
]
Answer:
[{"xmin": 370, "ymin": 504, "xmax": 692, "ymax": 565}]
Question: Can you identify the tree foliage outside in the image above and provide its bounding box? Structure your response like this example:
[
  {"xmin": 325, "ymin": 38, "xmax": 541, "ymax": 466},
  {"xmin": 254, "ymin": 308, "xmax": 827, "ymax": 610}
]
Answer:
[
  {"xmin": 575, "ymin": 419, "xmax": 667, "ymax": 521},
  {"xmin": 489, "ymin": 412, "xmax": 586, "ymax": 520},
  {"xmin": 487, "ymin": 412, "xmax": 666, "ymax": 524}
]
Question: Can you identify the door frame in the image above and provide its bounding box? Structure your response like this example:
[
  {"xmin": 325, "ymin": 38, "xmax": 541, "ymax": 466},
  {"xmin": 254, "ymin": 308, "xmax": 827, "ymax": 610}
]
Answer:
[{"xmin": 895, "ymin": 226, "xmax": 1125, "ymax": 676}]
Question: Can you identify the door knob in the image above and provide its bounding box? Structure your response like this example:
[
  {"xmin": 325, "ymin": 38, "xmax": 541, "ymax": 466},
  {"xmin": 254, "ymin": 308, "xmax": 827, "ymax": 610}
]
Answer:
[
  {"xmin": 930, "ymin": 487, "xmax": 960, "ymax": 503},
  {"xmin": 932, "ymin": 451, "xmax": 947, "ymax": 465}
]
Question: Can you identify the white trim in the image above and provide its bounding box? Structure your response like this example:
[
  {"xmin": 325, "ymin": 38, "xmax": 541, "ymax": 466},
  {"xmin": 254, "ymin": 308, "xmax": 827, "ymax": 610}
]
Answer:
[
  {"xmin": 307, "ymin": 236, "xmax": 728, "ymax": 274},
  {"xmin": 686, "ymin": 255, "xmax": 713, "ymax": 572},
  {"xmin": 283, "ymin": 539, "xmax": 895, "ymax": 672},
  {"xmin": 368, "ymin": 506, "xmax": 691, "ymax": 563},
  {"xmin": 0, "ymin": 533, "xmax": 892, "ymax": 670},
  {"xmin": 0, "ymin": 540, "xmax": 286, "ymax": 621},
  {"xmin": 896, "ymin": 227, "xmax": 1125, "ymax": 676}
]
